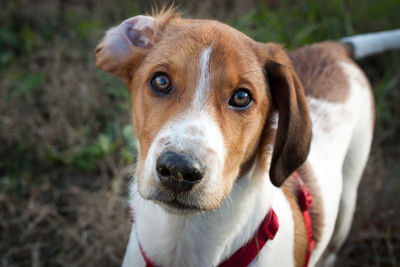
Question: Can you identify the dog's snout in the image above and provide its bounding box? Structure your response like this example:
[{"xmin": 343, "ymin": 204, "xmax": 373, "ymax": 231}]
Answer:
[{"xmin": 156, "ymin": 150, "xmax": 205, "ymax": 192}]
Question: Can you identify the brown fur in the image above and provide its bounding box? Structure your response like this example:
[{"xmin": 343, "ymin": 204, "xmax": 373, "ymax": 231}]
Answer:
[{"xmin": 289, "ymin": 41, "xmax": 352, "ymax": 102}]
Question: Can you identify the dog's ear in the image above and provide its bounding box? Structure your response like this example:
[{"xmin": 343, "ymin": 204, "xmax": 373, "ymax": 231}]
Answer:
[
  {"xmin": 95, "ymin": 11, "xmax": 176, "ymax": 84},
  {"xmin": 261, "ymin": 43, "xmax": 312, "ymax": 187},
  {"xmin": 95, "ymin": 15, "xmax": 155, "ymax": 83}
]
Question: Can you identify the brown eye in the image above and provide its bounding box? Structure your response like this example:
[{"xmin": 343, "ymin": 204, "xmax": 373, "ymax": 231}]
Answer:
[
  {"xmin": 150, "ymin": 72, "xmax": 171, "ymax": 94},
  {"xmin": 229, "ymin": 89, "xmax": 253, "ymax": 108}
]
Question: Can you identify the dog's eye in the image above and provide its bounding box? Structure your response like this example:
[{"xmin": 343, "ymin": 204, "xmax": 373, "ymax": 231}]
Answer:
[
  {"xmin": 150, "ymin": 72, "xmax": 171, "ymax": 94},
  {"xmin": 229, "ymin": 89, "xmax": 253, "ymax": 108}
]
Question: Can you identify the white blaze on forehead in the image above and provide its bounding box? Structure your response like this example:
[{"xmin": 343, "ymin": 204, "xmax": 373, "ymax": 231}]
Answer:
[{"xmin": 193, "ymin": 43, "xmax": 214, "ymax": 109}]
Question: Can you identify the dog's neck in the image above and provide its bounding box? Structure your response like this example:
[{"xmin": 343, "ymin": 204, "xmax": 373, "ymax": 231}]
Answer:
[{"xmin": 130, "ymin": 162, "xmax": 277, "ymax": 267}]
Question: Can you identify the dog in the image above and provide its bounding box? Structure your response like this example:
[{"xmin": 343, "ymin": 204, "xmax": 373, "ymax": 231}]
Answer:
[{"xmin": 95, "ymin": 8, "xmax": 400, "ymax": 267}]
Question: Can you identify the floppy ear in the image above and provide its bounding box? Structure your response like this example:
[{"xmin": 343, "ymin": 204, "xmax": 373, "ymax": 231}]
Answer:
[
  {"xmin": 95, "ymin": 15, "xmax": 157, "ymax": 84},
  {"xmin": 263, "ymin": 43, "xmax": 312, "ymax": 187}
]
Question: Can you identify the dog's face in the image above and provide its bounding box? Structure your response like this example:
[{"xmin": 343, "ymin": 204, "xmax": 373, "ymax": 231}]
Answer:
[{"xmin": 95, "ymin": 11, "xmax": 311, "ymax": 212}]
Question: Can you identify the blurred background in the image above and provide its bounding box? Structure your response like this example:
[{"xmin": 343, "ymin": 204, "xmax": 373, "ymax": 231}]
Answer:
[{"xmin": 0, "ymin": 0, "xmax": 399, "ymax": 266}]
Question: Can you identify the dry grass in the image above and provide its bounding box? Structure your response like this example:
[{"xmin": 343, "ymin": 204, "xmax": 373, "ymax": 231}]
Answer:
[
  {"xmin": 1, "ymin": 0, "xmax": 399, "ymax": 266},
  {"xmin": 1, "ymin": 180, "xmax": 131, "ymax": 267}
]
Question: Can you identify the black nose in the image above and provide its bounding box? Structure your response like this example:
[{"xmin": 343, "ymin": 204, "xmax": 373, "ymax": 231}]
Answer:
[{"xmin": 156, "ymin": 150, "xmax": 205, "ymax": 192}]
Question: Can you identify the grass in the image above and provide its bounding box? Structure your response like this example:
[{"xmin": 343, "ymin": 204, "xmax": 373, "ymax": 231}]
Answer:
[{"xmin": 0, "ymin": 0, "xmax": 399, "ymax": 266}]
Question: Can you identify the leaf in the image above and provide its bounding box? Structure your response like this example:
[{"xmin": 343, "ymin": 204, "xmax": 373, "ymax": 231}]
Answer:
[{"xmin": 97, "ymin": 134, "xmax": 112, "ymax": 154}]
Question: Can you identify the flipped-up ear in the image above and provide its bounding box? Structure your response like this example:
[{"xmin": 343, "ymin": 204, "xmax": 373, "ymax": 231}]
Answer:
[
  {"xmin": 95, "ymin": 15, "xmax": 157, "ymax": 83},
  {"xmin": 263, "ymin": 43, "xmax": 312, "ymax": 187}
]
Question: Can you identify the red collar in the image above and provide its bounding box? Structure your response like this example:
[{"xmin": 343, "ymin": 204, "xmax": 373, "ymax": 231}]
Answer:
[
  {"xmin": 292, "ymin": 171, "xmax": 315, "ymax": 267},
  {"xmin": 218, "ymin": 209, "xmax": 279, "ymax": 267},
  {"xmin": 129, "ymin": 171, "xmax": 314, "ymax": 267}
]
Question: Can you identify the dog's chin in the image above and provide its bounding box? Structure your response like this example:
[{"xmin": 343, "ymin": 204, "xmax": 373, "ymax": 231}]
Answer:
[
  {"xmin": 154, "ymin": 199, "xmax": 203, "ymax": 215},
  {"xmin": 145, "ymin": 191, "xmax": 216, "ymax": 214}
]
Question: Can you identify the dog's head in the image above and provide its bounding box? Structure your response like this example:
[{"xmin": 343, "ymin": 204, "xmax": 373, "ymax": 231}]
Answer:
[{"xmin": 95, "ymin": 9, "xmax": 311, "ymax": 212}]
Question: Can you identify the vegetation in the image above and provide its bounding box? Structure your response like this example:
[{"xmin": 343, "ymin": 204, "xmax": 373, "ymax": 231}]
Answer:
[{"xmin": 1, "ymin": 0, "xmax": 399, "ymax": 266}]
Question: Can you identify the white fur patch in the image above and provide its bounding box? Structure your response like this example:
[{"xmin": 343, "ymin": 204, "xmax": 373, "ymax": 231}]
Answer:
[{"xmin": 193, "ymin": 43, "xmax": 213, "ymax": 109}]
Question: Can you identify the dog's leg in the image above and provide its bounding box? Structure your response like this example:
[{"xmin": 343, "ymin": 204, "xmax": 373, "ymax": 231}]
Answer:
[{"xmin": 317, "ymin": 63, "xmax": 374, "ymax": 267}]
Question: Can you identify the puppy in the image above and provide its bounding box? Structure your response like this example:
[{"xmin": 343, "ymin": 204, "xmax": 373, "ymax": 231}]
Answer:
[{"xmin": 95, "ymin": 8, "xmax": 400, "ymax": 267}]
